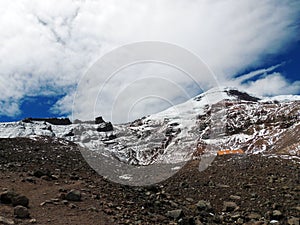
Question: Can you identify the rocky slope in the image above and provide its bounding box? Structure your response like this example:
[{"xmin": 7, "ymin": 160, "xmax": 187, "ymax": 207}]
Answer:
[{"xmin": 0, "ymin": 137, "xmax": 299, "ymax": 225}]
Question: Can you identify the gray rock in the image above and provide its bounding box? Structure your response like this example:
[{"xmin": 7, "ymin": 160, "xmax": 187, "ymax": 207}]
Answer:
[
  {"xmin": 229, "ymin": 195, "xmax": 241, "ymax": 201},
  {"xmin": 65, "ymin": 190, "xmax": 81, "ymax": 201},
  {"xmin": 68, "ymin": 203, "xmax": 77, "ymax": 209},
  {"xmin": 166, "ymin": 209, "xmax": 183, "ymax": 219},
  {"xmin": 272, "ymin": 210, "xmax": 283, "ymax": 220},
  {"xmin": 272, "ymin": 203, "xmax": 281, "ymax": 210},
  {"xmin": 251, "ymin": 193, "xmax": 258, "ymax": 198},
  {"xmin": 0, "ymin": 216, "xmax": 14, "ymax": 225},
  {"xmin": 196, "ymin": 200, "xmax": 212, "ymax": 211},
  {"xmin": 287, "ymin": 217, "xmax": 299, "ymax": 225},
  {"xmin": 29, "ymin": 219, "xmax": 37, "ymax": 224},
  {"xmin": 246, "ymin": 212, "xmax": 261, "ymax": 220},
  {"xmin": 62, "ymin": 200, "xmax": 69, "ymax": 205},
  {"xmin": 12, "ymin": 195, "xmax": 29, "ymax": 207},
  {"xmin": 87, "ymin": 206, "xmax": 98, "ymax": 212},
  {"xmin": 194, "ymin": 217, "xmax": 204, "ymax": 225},
  {"xmin": 169, "ymin": 200, "xmax": 178, "ymax": 207},
  {"xmin": 14, "ymin": 205, "xmax": 30, "ymax": 219},
  {"xmin": 223, "ymin": 201, "xmax": 237, "ymax": 212},
  {"xmin": 185, "ymin": 198, "xmax": 194, "ymax": 202},
  {"xmin": 40, "ymin": 200, "xmax": 53, "ymax": 206},
  {"xmin": 236, "ymin": 218, "xmax": 243, "ymax": 224},
  {"xmin": 231, "ymin": 213, "xmax": 241, "ymax": 219}
]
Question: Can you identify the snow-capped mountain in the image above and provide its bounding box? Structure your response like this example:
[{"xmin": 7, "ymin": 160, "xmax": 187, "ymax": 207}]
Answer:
[{"xmin": 0, "ymin": 87, "xmax": 299, "ymax": 166}]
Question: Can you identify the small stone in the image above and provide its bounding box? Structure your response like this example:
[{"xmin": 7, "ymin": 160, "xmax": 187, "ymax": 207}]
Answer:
[
  {"xmin": 178, "ymin": 217, "xmax": 194, "ymax": 225},
  {"xmin": 231, "ymin": 213, "xmax": 241, "ymax": 219},
  {"xmin": 216, "ymin": 184, "xmax": 230, "ymax": 188},
  {"xmin": 40, "ymin": 200, "xmax": 53, "ymax": 206},
  {"xmin": 223, "ymin": 201, "xmax": 237, "ymax": 212},
  {"xmin": 33, "ymin": 170, "xmax": 46, "ymax": 178},
  {"xmin": 92, "ymin": 194, "xmax": 100, "ymax": 200},
  {"xmin": 14, "ymin": 205, "xmax": 30, "ymax": 219},
  {"xmin": 41, "ymin": 175, "xmax": 51, "ymax": 181},
  {"xmin": 62, "ymin": 200, "xmax": 68, "ymax": 205},
  {"xmin": 65, "ymin": 190, "xmax": 81, "ymax": 201},
  {"xmin": 87, "ymin": 206, "xmax": 98, "ymax": 212},
  {"xmin": 246, "ymin": 213, "xmax": 261, "ymax": 220},
  {"xmin": 12, "ymin": 195, "xmax": 29, "ymax": 207},
  {"xmin": 194, "ymin": 217, "xmax": 204, "ymax": 225},
  {"xmin": 180, "ymin": 182, "xmax": 189, "ymax": 188},
  {"xmin": 287, "ymin": 217, "xmax": 299, "ymax": 225},
  {"xmin": 272, "ymin": 203, "xmax": 281, "ymax": 210},
  {"xmin": 51, "ymin": 175, "xmax": 59, "ymax": 180},
  {"xmin": 236, "ymin": 218, "xmax": 243, "ymax": 224},
  {"xmin": 186, "ymin": 198, "xmax": 194, "ymax": 202},
  {"xmin": 166, "ymin": 209, "xmax": 183, "ymax": 219},
  {"xmin": 251, "ymin": 193, "xmax": 258, "ymax": 198},
  {"xmin": 169, "ymin": 200, "xmax": 178, "ymax": 207},
  {"xmin": 0, "ymin": 216, "xmax": 14, "ymax": 225},
  {"xmin": 271, "ymin": 210, "xmax": 283, "ymax": 220},
  {"xmin": 196, "ymin": 200, "xmax": 212, "ymax": 211},
  {"xmin": 68, "ymin": 203, "xmax": 77, "ymax": 209},
  {"xmin": 294, "ymin": 206, "xmax": 300, "ymax": 211},
  {"xmin": 25, "ymin": 177, "xmax": 36, "ymax": 183},
  {"xmin": 29, "ymin": 219, "xmax": 37, "ymax": 224},
  {"xmin": 230, "ymin": 195, "xmax": 241, "ymax": 200}
]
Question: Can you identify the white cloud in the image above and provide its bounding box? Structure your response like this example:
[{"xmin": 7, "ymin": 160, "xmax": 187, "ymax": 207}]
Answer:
[
  {"xmin": 242, "ymin": 72, "xmax": 300, "ymax": 97},
  {"xmin": 224, "ymin": 64, "xmax": 300, "ymax": 97},
  {"xmin": 0, "ymin": 100, "xmax": 21, "ymax": 117},
  {"xmin": 0, "ymin": 0, "xmax": 299, "ymax": 121}
]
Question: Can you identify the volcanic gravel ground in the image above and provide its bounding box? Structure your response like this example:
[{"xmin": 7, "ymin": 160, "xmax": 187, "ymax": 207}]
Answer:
[{"xmin": 0, "ymin": 137, "xmax": 299, "ymax": 224}]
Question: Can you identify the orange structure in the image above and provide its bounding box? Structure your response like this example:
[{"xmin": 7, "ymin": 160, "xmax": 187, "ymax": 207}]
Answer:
[{"xmin": 217, "ymin": 149, "xmax": 244, "ymax": 156}]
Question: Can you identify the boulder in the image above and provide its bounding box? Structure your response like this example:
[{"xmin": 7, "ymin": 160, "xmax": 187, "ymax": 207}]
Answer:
[
  {"xmin": 0, "ymin": 191, "xmax": 18, "ymax": 204},
  {"xmin": 95, "ymin": 116, "xmax": 105, "ymax": 124},
  {"xmin": 65, "ymin": 190, "xmax": 81, "ymax": 201},
  {"xmin": 12, "ymin": 195, "xmax": 29, "ymax": 207},
  {"xmin": 14, "ymin": 205, "xmax": 30, "ymax": 219}
]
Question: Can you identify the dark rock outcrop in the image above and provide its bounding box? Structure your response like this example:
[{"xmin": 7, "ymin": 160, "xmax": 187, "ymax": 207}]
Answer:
[
  {"xmin": 97, "ymin": 122, "xmax": 113, "ymax": 132},
  {"xmin": 226, "ymin": 89, "xmax": 260, "ymax": 102},
  {"xmin": 22, "ymin": 118, "xmax": 72, "ymax": 125},
  {"xmin": 95, "ymin": 116, "xmax": 105, "ymax": 124}
]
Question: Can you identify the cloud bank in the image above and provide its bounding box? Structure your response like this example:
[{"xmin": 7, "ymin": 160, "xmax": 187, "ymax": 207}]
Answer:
[{"xmin": 0, "ymin": 0, "xmax": 299, "ymax": 121}]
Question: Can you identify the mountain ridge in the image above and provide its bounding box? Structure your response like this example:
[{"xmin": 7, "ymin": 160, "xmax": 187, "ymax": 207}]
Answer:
[{"xmin": 0, "ymin": 87, "xmax": 299, "ymax": 169}]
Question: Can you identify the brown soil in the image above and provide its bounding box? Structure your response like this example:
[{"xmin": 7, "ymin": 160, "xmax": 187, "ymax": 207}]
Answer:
[{"xmin": 0, "ymin": 137, "xmax": 299, "ymax": 224}]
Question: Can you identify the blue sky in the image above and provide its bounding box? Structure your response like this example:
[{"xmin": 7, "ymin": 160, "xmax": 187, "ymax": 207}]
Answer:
[
  {"xmin": 0, "ymin": 0, "xmax": 299, "ymax": 123},
  {"xmin": 0, "ymin": 96, "xmax": 65, "ymax": 122},
  {"xmin": 235, "ymin": 41, "xmax": 300, "ymax": 84}
]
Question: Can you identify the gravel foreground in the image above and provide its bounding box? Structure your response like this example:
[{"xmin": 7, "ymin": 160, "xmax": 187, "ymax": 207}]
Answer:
[{"xmin": 0, "ymin": 137, "xmax": 299, "ymax": 225}]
